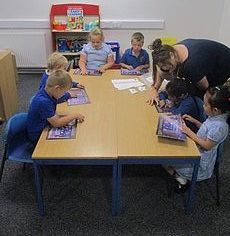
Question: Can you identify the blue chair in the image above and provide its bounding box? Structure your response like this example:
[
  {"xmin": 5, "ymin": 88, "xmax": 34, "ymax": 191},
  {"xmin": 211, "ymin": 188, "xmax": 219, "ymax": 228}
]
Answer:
[
  {"xmin": 166, "ymin": 142, "xmax": 225, "ymax": 206},
  {"xmin": 0, "ymin": 113, "xmax": 33, "ymax": 182}
]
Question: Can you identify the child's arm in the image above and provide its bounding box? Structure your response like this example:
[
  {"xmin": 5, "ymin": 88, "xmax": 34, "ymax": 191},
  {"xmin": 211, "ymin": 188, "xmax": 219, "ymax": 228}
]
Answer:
[
  {"xmin": 47, "ymin": 112, "xmax": 84, "ymax": 128},
  {"xmin": 182, "ymin": 123, "xmax": 217, "ymax": 150},
  {"xmin": 72, "ymin": 81, "xmax": 84, "ymax": 89},
  {"xmin": 79, "ymin": 54, "xmax": 87, "ymax": 75},
  {"xmin": 135, "ymin": 63, "xmax": 150, "ymax": 71},
  {"xmin": 182, "ymin": 114, "xmax": 202, "ymax": 128},
  {"xmin": 57, "ymin": 92, "xmax": 71, "ymax": 103},
  {"xmin": 120, "ymin": 63, "xmax": 134, "ymax": 70},
  {"xmin": 98, "ymin": 55, "xmax": 114, "ymax": 73},
  {"xmin": 135, "ymin": 51, "xmax": 150, "ymax": 71}
]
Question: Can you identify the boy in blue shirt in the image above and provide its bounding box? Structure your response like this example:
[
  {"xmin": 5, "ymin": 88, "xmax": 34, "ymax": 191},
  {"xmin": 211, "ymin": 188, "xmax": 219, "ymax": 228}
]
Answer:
[
  {"xmin": 39, "ymin": 52, "xmax": 84, "ymax": 103},
  {"xmin": 27, "ymin": 70, "xmax": 84, "ymax": 143},
  {"xmin": 120, "ymin": 32, "xmax": 150, "ymax": 72}
]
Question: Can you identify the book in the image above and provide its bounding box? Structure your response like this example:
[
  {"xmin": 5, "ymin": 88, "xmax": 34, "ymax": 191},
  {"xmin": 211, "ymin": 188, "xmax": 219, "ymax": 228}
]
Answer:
[
  {"xmin": 47, "ymin": 120, "xmax": 77, "ymax": 140},
  {"xmin": 156, "ymin": 114, "xmax": 187, "ymax": 141},
  {"xmin": 121, "ymin": 68, "xmax": 149, "ymax": 75},
  {"xmin": 67, "ymin": 7, "xmax": 84, "ymax": 30},
  {"xmin": 67, "ymin": 88, "xmax": 90, "ymax": 105},
  {"xmin": 74, "ymin": 68, "xmax": 102, "ymax": 76}
]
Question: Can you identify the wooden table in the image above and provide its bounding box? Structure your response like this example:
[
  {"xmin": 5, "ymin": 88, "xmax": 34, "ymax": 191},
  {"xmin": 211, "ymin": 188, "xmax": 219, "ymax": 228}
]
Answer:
[
  {"xmin": 115, "ymin": 85, "xmax": 200, "ymax": 215},
  {"xmin": 32, "ymin": 70, "xmax": 200, "ymax": 216},
  {"xmin": 32, "ymin": 70, "xmax": 118, "ymax": 216}
]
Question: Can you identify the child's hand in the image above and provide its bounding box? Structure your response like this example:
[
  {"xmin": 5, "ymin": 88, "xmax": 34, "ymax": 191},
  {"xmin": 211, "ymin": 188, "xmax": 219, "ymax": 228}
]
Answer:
[
  {"xmin": 135, "ymin": 65, "xmax": 143, "ymax": 71},
  {"xmin": 75, "ymin": 113, "xmax": 85, "ymax": 123},
  {"xmin": 181, "ymin": 121, "xmax": 192, "ymax": 136},
  {"xmin": 98, "ymin": 66, "xmax": 106, "ymax": 73},
  {"xmin": 127, "ymin": 65, "xmax": 134, "ymax": 70},
  {"xmin": 81, "ymin": 69, "xmax": 87, "ymax": 75},
  {"xmin": 182, "ymin": 114, "xmax": 195, "ymax": 123},
  {"xmin": 68, "ymin": 89, "xmax": 78, "ymax": 98},
  {"xmin": 159, "ymin": 100, "xmax": 166, "ymax": 108},
  {"xmin": 77, "ymin": 83, "xmax": 85, "ymax": 89}
]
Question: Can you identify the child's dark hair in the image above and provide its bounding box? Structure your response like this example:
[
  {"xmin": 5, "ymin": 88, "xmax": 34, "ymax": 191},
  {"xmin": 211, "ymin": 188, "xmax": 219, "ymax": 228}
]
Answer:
[
  {"xmin": 207, "ymin": 86, "xmax": 230, "ymax": 113},
  {"xmin": 166, "ymin": 77, "xmax": 191, "ymax": 98},
  {"xmin": 148, "ymin": 38, "xmax": 176, "ymax": 65}
]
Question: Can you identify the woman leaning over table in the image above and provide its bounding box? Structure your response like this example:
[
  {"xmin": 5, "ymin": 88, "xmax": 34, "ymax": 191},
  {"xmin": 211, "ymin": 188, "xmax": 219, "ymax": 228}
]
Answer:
[{"xmin": 147, "ymin": 38, "xmax": 230, "ymax": 105}]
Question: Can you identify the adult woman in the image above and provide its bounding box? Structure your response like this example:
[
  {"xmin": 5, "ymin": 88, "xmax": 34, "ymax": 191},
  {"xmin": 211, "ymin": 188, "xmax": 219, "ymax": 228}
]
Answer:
[{"xmin": 147, "ymin": 38, "xmax": 230, "ymax": 105}]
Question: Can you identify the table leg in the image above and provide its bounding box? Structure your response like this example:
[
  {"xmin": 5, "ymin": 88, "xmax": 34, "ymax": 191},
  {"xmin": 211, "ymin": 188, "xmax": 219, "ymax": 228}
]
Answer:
[
  {"xmin": 115, "ymin": 160, "xmax": 122, "ymax": 216},
  {"xmin": 111, "ymin": 161, "xmax": 118, "ymax": 216},
  {"xmin": 33, "ymin": 162, "xmax": 45, "ymax": 216},
  {"xmin": 185, "ymin": 160, "xmax": 199, "ymax": 215}
]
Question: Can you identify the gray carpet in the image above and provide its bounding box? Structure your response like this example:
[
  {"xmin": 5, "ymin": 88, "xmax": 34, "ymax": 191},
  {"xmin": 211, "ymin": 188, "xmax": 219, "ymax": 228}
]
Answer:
[{"xmin": 0, "ymin": 74, "xmax": 230, "ymax": 236}]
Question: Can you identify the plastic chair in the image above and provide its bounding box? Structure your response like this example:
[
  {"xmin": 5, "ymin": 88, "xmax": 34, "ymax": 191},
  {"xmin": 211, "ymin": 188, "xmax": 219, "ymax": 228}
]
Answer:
[
  {"xmin": 166, "ymin": 142, "xmax": 225, "ymax": 206},
  {"xmin": 0, "ymin": 113, "xmax": 33, "ymax": 182},
  {"xmin": 210, "ymin": 141, "xmax": 224, "ymax": 206}
]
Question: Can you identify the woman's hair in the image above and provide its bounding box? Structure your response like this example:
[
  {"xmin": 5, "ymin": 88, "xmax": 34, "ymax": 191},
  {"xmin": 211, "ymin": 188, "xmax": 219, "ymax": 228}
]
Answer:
[
  {"xmin": 148, "ymin": 38, "xmax": 176, "ymax": 65},
  {"xmin": 46, "ymin": 69, "xmax": 72, "ymax": 88},
  {"xmin": 47, "ymin": 52, "xmax": 68, "ymax": 71},
  {"xmin": 89, "ymin": 27, "xmax": 104, "ymax": 41},
  {"xmin": 166, "ymin": 77, "xmax": 190, "ymax": 98},
  {"xmin": 206, "ymin": 85, "xmax": 230, "ymax": 113}
]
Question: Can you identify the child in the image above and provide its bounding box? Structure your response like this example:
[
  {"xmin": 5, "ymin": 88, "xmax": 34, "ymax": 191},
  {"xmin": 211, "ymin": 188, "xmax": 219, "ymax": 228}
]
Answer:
[
  {"xmin": 120, "ymin": 32, "xmax": 150, "ymax": 71},
  {"xmin": 166, "ymin": 85, "xmax": 230, "ymax": 191},
  {"xmin": 39, "ymin": 52, "xmax": 84, "ymax": 103},
  {"xmin": 79, "ymin": 27, "xmax": 114, "ymax": 75},
  {"xmin": 27, "ymin": 69, "xmax": 85, "ymax": 143},
  {"xmin": 158, "ymin": 77, "xmax": 206, "ymax": 133}
]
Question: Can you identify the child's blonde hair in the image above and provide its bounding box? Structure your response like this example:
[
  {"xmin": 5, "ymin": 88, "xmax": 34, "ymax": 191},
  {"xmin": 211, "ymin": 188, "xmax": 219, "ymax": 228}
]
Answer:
[
  {"xmin": 46, "ymin": 69, "xmax": 72, "ymax": 88},
  {"xmin": 89, "ymin": 27, "xmax": 104, "ymax": 41},
  {"xmin": 131, "ymin": 32, "xmax": 144, "ymax": 44},
  {"xmin": 47, "ymin": 52, "xmax": 68, "ymax": 71}
]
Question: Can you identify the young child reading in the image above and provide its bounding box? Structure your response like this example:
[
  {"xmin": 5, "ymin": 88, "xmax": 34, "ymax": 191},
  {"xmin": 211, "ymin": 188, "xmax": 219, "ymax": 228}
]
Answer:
[
  {"xmin": 158, "ymin": 77, "xmax": 206, "ymax": 132},
  {"xmin": 165, "ymin": 85, "xmax": 230, "ymax": 191},
  {"xmin": 27, "ymin": 70, "xmax": 85, "ymax": 144},
  {"xmin": 39, "ymin": 52, "xmax": 84, "ymax": 103},
  {"xmin": 79, "ymin": 27, "xmax": 114, "ymax": 75},
  {"xmin": 120, "ymin": 32, "xmax": 150, "ymax": 72}
]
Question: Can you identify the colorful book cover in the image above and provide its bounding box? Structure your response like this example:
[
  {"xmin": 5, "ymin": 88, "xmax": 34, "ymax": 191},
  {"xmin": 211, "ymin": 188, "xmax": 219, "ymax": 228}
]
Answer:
[
  {"xmin": 47, "ymin": 120, "xmax": 77, "ymax": 140},
  {"xmin": 67, "ymin": 88, "xmax": 90, "ymax": 105},
  {"xmin": 67, "ymin": 7, "xmax": 84, "ymax": 30},
  {"xmin": 156, "ymin": 114, "xmax": 187, "ymax": 141},
  {"xmin": 74, "ymin": 69, "xmax": 102, "ymax": 76},
  {"xmin": 121, "ymin": 69, "xmax": 148, "ymax": 75}
]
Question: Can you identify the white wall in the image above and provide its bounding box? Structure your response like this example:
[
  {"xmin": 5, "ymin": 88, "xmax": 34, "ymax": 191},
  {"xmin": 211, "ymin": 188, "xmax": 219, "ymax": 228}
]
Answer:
[
  {"xmin": 0, "ymin": 0, "xmax": 227, "ymax": 67},
  {"xmin": 219, "ymin": 0, "xmax": 230, "ymax": 46}
]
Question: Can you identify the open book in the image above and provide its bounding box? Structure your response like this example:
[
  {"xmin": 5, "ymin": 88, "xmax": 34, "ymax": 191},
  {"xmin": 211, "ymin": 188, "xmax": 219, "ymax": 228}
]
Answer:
[
  {"xmin": 74, "ymin": 68, "xmax": 102, "ymax": 76},
  {"xmin": 47, "ymin": 120, "xmax": 77, "ymax": 140},
  {"xmin": 67, "ymin": 88, "xmax": 90, "ymax": 105},
  {"xmin": 156, "ymin": 114, "xmax": 187, "ymax": 141},
  {"xmin": 121, "ymin": 68, "xmax": 148, "ymax": 75}
]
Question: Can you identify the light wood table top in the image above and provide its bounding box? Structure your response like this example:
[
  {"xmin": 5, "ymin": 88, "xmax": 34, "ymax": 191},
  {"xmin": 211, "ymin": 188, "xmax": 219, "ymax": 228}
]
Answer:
[
  {"xmin": 32, "ymin": 70, "xmax": 118, "ymax": 159},
  {"xmin": 115, "ymin": 86, "xmax": 200, "ymax": 158},
  {"xmin": 32, "ymin": 69, "xmax": 199, "ymax": 160}
]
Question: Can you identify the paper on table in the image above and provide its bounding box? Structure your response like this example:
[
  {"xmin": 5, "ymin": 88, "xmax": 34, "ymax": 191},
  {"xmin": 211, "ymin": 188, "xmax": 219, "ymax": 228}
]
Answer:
[{"xmin": 112, "ymin": 78, "xmax": 144, "ymax": 90}]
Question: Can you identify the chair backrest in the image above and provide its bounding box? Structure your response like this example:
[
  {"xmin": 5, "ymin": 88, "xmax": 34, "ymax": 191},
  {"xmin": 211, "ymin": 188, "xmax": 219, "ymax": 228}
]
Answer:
[
  {"xmin": 215, "ymin": 142, "xmax": 225, "ymax": 167},
  {"xmin": 3, "ymin": 113, "xmax": 28, "ymax": 145}
]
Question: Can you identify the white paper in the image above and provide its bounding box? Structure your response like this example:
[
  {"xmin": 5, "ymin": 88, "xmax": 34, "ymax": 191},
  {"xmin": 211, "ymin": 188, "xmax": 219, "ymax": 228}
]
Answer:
[{"xmin": 112, "ymin": 78, "xmax": 144, "ymax": 90}]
